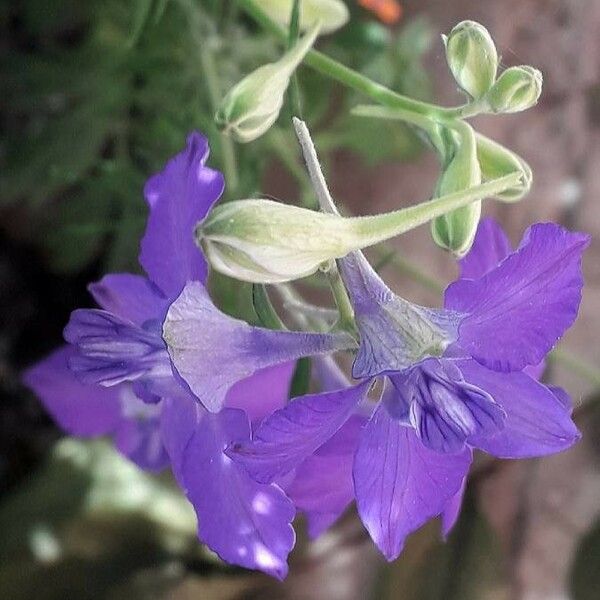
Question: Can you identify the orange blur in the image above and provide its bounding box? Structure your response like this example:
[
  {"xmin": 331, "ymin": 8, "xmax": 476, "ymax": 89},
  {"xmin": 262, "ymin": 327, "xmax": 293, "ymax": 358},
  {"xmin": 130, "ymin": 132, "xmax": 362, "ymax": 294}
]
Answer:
[{"xmin": 358, "ymin": 0, "xmax": 403, "ymax": 25}]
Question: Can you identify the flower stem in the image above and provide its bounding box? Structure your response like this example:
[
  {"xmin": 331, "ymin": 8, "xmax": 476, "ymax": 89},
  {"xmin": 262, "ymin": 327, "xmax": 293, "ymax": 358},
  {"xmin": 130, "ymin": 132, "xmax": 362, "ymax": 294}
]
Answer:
[{"xmin": 351, "ymin": 172, "xmax": 522, "ymax": 247}]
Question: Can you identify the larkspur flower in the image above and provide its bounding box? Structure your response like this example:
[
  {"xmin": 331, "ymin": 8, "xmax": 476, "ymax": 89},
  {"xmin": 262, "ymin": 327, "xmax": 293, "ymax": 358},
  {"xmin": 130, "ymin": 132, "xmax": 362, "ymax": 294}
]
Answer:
[
  {"xmin": 24, "ymin": 132, "xmax": 353, "ymax": 578},
  {"xmin": 227, "ymin": 217, "xmax": 589, "ymax": 560}
]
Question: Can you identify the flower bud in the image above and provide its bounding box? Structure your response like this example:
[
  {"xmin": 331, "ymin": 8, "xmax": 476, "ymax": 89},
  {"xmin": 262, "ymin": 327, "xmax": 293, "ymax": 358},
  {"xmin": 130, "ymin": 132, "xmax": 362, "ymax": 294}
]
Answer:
[
  {"xmin": 431, "ymin": 125, "xmax": 482, "ymax": 257},
  {"xmin": 197, "ymin": 200, "xmax": 357, "ymax": 283},
  {"xmin": 486, "ymin": 65, "xmax": 542, "ymax": 114},
  {"xmin": 443, "ymin": 20, "xmax": 498, "ymax": 99},
  {"xmin": 215, "ymin": 24, "xmax": 319, "ymax": 143},
  {"xmin": 475, "ymin": 133, "xmax": 532, "ymax": 201},
  {"xmin": 261, "ymin": 0, "xmax": 349, "ymax": 34}
]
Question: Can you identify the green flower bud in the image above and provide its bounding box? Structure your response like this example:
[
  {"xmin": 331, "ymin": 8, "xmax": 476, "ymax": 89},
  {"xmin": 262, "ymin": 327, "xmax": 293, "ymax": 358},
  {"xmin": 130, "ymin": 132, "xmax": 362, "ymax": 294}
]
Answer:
[
  {"xmin": 197, "ymin": 200, "xmax": 357, "ymax": 283},
  {"xmin": 261, "ymin": 0, "xmax": 349, "ymax": 34},
  {"xmin": 486, "ymin": 65, "xmax": 542, "ymax": 114},
  {"xmin": 431, "ymin": 124, "xmax": 482, "ymax": 257},
  {"xmin": 475, "ymin": 133, "xmax": 532, "ymax": 201},
  {"xmin": 215, "ymin": 24, "xmax": 319, "ymax": 143},
  {"xmin": 444, "ymin": 20, "xmax": 498, "ymax": 99}
]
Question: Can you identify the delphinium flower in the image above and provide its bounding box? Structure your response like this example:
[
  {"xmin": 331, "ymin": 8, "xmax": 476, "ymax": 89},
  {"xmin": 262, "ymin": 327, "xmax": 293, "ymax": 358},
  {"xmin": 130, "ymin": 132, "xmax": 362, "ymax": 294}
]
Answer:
[
  {"xmin": 23, "ymin": 133, "xmax": 354, "ymax": 577},
  {"xmin": 226, "ymin": 217, "xmax": 589, "ymax": 560}
]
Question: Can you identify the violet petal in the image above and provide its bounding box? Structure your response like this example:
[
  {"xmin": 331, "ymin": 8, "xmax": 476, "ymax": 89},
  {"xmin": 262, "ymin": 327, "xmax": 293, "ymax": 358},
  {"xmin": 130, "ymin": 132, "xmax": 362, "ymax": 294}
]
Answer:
[{"xmin": 459, "ymin": 217, "xmax": 512, "ymax": 279}]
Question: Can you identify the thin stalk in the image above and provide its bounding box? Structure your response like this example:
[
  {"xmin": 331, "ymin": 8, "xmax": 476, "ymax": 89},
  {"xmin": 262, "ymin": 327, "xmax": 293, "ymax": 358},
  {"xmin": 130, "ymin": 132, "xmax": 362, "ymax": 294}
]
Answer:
[
  {"xmin": 351, "ymin": 172, "xmax": 522, "ymax": 247},
  {"xmin": 324, "ymin": 261, "xmax": 357, "ymax": 334},
  {"xmin": 287, "ymin": 0, "xmax": 303, "ymax": 117}
]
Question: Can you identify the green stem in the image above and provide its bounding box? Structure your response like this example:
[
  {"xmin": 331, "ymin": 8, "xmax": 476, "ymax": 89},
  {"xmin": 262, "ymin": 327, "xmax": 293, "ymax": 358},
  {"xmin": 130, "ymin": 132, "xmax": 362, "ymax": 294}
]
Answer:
[
  {"xmin": 325, "ymin": 261, "xmax": 357, "ymax": 334},
  {"xmin": 237, "ymin": 0, "xmax": 465, "ymax": 121},
  {"xmin": 351, "ymin": 172, "xmax": 522, "ymax": 247}
]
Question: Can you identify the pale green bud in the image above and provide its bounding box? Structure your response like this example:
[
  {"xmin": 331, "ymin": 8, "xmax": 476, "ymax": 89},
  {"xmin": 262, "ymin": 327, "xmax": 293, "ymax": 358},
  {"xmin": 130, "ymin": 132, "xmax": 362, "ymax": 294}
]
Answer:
[
  {"xmin": 260, "ymin": 0, "xmax": 349, "ymax": 34},
  {"xmin": 431, "ymin": 124, "xmax": 482, "ymax": 257},
  {"xmin": 475, "ymin": 133, "xmax": 532, "ymax": 201},
  {"xmin": 197, "ymin": 200, "xmax": 357, "ymax": 283},
  {"xmin": 215, "ymin": 24, "xmax": 319, "ymax": 143},
  {"xmin": 486, "ymin": 65, "xmax": 542, "ymax": 114},
  {"xmin": 444, "ymin": 20, "xmax": 498, "ymax": 99}
]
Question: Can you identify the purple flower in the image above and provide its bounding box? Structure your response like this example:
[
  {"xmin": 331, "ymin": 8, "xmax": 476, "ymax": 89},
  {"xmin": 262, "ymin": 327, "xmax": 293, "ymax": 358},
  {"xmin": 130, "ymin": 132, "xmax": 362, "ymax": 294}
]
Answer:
[
  {"xmin": 228, "ymin": 218, "xmax": 589, "ymax": 560},
  {"xmin": 23, "ymin": 132, "xmax": 352, "ymax": 577}
]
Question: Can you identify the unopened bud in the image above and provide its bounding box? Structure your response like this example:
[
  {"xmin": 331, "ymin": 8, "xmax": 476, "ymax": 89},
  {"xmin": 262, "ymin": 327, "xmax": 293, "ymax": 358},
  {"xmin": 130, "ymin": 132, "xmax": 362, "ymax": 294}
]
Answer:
[
  {"xmin": 431, "ymin": 124, "xmax": 482, "ymax": 257},
  {"xmin": 197, "ymin": 200, "xmax": 357, "ymax": 283},
  {"xmin": 215, "ymin": 24, "xmax": 319, "ymax": 142},
  {"xmin": 486, "ymin": 65, "xmax": 542, "ymax": 114},
  {"xmin": 476, "ymin": 133, "xmax": 532, "ymax": 201},
  {"xmin": 261, "ymin": 0, "xmax": 349, "ymax": 34},
  {"xmin": 444, "ymin": 20, "xmax": 498, "ymax": 99}
]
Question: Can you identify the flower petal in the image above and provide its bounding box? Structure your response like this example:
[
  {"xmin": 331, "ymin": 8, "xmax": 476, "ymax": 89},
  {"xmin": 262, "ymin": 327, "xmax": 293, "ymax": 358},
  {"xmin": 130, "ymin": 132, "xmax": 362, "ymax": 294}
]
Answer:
[
  {"xmin": 113, "ymin": 388, "xmax": 169, "ymax": 472},
  {"xmin": 445, "ymin": 223, "xmax": 590, "ymax": 371},
  {"xmin": 353, "ymin": 404, "xmax": 471, "ymax": 561},
  {"xmin": 140, "ymin": 132, "xmax": 224, "ymax": 297},
  {"xmin": 459, "ymin": 359, "xmax": 580, "ymax": 457},
  {"xmin": 339, "ymin": 251, "xmax": 460, "ymax": 378},
  {"xmin": 64, "ymin": 309, "xmax": 173, "ymax": 390},
  {"xmin": 228, "ymin": 381, "xmax": 371, "ymax": 484},
  {"xmin": 225, "ymin": 362, "xmax": 296, "ymax": 425},
  {"xmin": 181, "ymin": 408, "xmax": 296, "ymax": 579},
  {"xmin": 163, "ymin": 281, "xmax": 355, "ymax": 412},
  {"xmin": 390, "ymin": 359, "xmax": 505, "ymax": 454},
  {"xmin": 88, "ymin": 274, "xmax": 168, "ymax": 326},
  {"xmin": 22, "ymin": 346, "xmax": 122, "ymax": 436},
  {"xmin": 441, "ymin": 477, "xmax": 466, "ymax": 538},
  {"xmin": 459, "ymin": 217, "xmax": 512, "ymax": 279},
  {"xmin": 286, "ymin": 415, "xmax": 365, "ymax": 538}
]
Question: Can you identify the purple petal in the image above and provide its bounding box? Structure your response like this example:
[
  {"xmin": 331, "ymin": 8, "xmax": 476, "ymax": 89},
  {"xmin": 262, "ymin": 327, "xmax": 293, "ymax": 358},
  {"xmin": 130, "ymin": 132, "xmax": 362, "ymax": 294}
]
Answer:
[
  {"xmin": 441, "ymin": 477, "xmax": 466, "ymax": 538},
  {"xmin": 459, "ymin": 218, "xmax": 512, "ymax": 279},
  {"xmin": 181, "ymin": 408, "xmax": 296, "ymax": 578},
  {"xmin": 459, "ymin": 360, "xmax": 580, "ymax": 457},
  {"xmin": 338, "ymin": 251, "xmax": 461, "ymax": 378},
  {"xmin": 64, "ymin": 309, "xmax": 172, "ymax": 389},
  {"xmin": 225, "ymin": 362, "xmax": 296, "ymax": 425},
  {"xmin": 286, "ymin": 415, "xmax": 365, "ymax": 538},
  {"xmin": 446, "ymin": 223, "xmax": 590, "ymax": 372},
  {"xmin": 391, "ymin": 359, "xmax": 505, "ymax": 454},
  {"xmin": 88, "ymin": 274, "xmax": 168, "ymax": 326},
  {"xmin": 140, "ymin": 132, "xmax": 225, "ymax": 297},
  {"xmin": 228, "ymin": 381, "xmax": 371, "ymax": 484},
  {"xmin": 113, "ymin": 388, "xmax": 169, "ymax": 472},
  {"xmin": 353, "ymin": 404, "xmax": 471, "ymax": 561},
  {"xmin": 22, "ymin": 346, "xmax": 122, "ymax": 436},
  {"xmin": 163, "ymin": 282, "xmax": 355, "ymax": 413}
]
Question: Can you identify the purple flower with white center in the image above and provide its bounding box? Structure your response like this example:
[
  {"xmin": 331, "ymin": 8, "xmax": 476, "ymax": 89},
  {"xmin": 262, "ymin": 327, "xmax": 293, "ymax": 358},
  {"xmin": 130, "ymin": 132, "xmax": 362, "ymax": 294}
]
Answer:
[
  {"xmin": 228, "ymin": 217, "xmax": 589, "ymax": 560},
  {"xmin": 23, "ymin": 132, "xmax": 353, "ymax": 578}
]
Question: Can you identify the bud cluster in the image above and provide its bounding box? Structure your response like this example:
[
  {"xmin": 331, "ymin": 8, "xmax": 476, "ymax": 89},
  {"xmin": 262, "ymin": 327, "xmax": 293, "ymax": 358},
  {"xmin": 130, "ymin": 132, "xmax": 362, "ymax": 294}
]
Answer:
[{"xmin": 444, "ymin": 20, "xmax": 542, "ymax": 114}]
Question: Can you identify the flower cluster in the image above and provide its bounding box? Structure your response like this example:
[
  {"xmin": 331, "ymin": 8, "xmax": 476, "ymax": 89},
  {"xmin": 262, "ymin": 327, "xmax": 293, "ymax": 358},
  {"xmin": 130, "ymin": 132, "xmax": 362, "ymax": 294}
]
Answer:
[{"xmin": 24, "ymin": 131, "xmax": 589, "ymax": 576}]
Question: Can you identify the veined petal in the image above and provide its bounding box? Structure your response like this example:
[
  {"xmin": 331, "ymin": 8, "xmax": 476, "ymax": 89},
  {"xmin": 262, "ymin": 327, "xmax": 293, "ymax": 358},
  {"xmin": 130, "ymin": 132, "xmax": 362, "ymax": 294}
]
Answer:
[
  {"xmin": 390, "ymin": 359, "xmax": 505, "ymax": 454},
  {"xmin": 140, "ymin": 132, "xmax": 225, "ymax": 297},
  {"xmin": 163, "ymin": 281, "xmax": 355, "ymax": 413},
  {"xmin": 22, "ymin": 346, "xmax": 121, "ymax": 436},
  {"xmin": 353, "ymin": 404, "xmax": 471, "ymax": 561},
  {"xmin": 446, "ymin": 223, "xmax": 590, "ymax": 371},
  {"xmin": 228, "ymin": 381, "xmax": 371, "ymax": 484},
  {"xmin": 88, "ymin": 274, "xmax": 168, "ymax": 326},
  {"xmin": 225, "ymin": 362, "xmax": 296, "ymax": 425},
  {"xmin": 286, "ymin": 415, "xmax": 365, "ymax": 539},
  {"xmin": 181, "ymin": 408, "xmax": 296, "ymax": 579},
  {"xmin": 339, "ymin": 251, "xmax": 461, "ymax": 378},
  {"xmin": 459, "ymin": 217, "xmax": 512, "ymax": 279},
  {"xmin": 459, "ymin": 359, "xmax": 580, "ymax": 457},
  {"xmin": 64, "ymin": 309, "xmax": 173, "ymax": 389}
]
